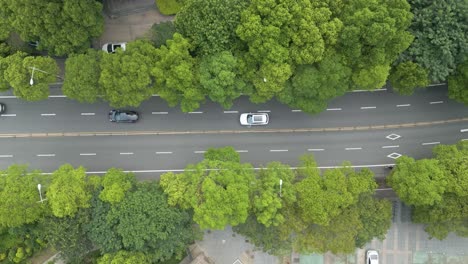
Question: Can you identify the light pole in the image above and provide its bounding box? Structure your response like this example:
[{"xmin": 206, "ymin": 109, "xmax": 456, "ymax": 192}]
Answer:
[
  {"xmin": 29, "ymin": 66, "xmax": 61, "ymax": 86},
  {"xmin": 279, "ymin": 179, "xmax": 283, "ymax": 197},
  {"xmin": 37, "ymin": 183, "xmax": 46, "ymax": 203}
]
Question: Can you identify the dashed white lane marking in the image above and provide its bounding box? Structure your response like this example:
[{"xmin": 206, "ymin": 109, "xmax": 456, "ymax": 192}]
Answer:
[
  {"xmin": 41, "ymin": 113, "xmax": 56, "ymax": 116},
  {"xmin": 152, "ymin": 112, "xmax": 168, "ymax": 114},
  {"xmin": 429, "ymin": 101, "xmax": 444, "ymax": 104},
  {"xmin": 461, "ymin": 129, "xmax": 468, "ymax": 132},
  {"xmin": 428, "ymin": 83, "xmax": 445, "ymax": 87},
  {"xmin": 0, "ymin": 155, "xmax": 13, "ymax": 158},
  {"xmin": 382, "ymin": 145, "xmax": 399, "ymax": 149},
  {"xmin": 269, "ymin": 149, "xmax": 288, "ymax": 152},
  {"xmin": 223, "ymin": 111, "xmax": 238, "ymax": 114},
  {"xmin": 396, "ymin": 104, "xmax": 411, "ymax": 107},
  {"xmin": 345, "ymin": 147, "xmax": 362, "ymax": 150},
  {"xmin": 156, "ymin": 151, "xmax": 173, "ymax": 154},
  {"xmin": 235, "ymin": 150, "xmax": 248, "ymax": 153},
  {"xmin": 1, "ymin": 114, "xmax": 16, "ymax": 117},
  {"xmin": 308, "ymin": 148, "xmax": 324, "ymax": 151},
  {"xmin": 194, "ymin": 150, "xmax": 206, "ymax": 154},
  {"xmin": 80, "ymin": 153, "xmax": 96, "ymax": 156},
  {"xmin": 188, "ymin": 111, "xmax": 203, "ymax": 114},
  {"xmin": 291, "ymin": 109, "xmax": 302, "ymax": 112},
  {"xmin": 37, "ymin": 154, "xmax": 56, "ymax": 157},
  {"xmin": 327, "ymin": 108, "xmax": 342, "ymax": 111},
  {"xmin": 422, "ymin": 142, "xmax": 440, "ymax": 146},
  {"xmin": 119, "ymin": 152, "xmax": 134, "ymax": 155},
  {"xmin": 81, "ymin": 113, "xmax": 95, "ymax": 116},
  {"xmin": 360, "ymin": 106, "xmax": 376, "ymax": 109},
  {"xmin": 258, "ymin": 110, "xmax": 271, "ymax": 113}
]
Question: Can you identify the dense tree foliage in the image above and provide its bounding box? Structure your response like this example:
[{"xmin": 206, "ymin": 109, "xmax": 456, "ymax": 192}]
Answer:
[
  {"xmin": 155, "ymin": 0, "xmax": 184, "ymax": 15},
  {"xmin": 98, "ymin": 250, "xmax": 151, "ymax": 264},
  {"xmin": 63, "ymin": 49, "xmax": 102, "ymax": 103},
  {"xmin": 0, "ymin": 224, "xmax": 46, "ymax": 263},
  {"xmin": 175, "ymin": 0, "xmax": 247, "ymax": 55},
  {"xmin": 152, "ymin": 33, "xmax": 204, "ymax": 112},
  {"xmin": 0, "ymin": 165, "xmax": 47, "ymax": 228},
  {"xmin": 389, "ymin": 61, "xmax": 429, "ymax": 95},
  {"xmin": 100, "ymin": 40, "xmax": 158, "ymax": 107},
  {"xmin": 160, "ymin": 147, "xmax": 254, "ymax": 229},
  {"xmin": 199, "ymin": 51, "xmax": 245, "ymax": 109},
  {"xmin": 3, "ymin": 52, "xmax": 58, "ymax": 101},
  {"xmin": 387, "ymin": 156, "xmax": 446, "ymax": 206},
  {"xmin": 150, "ymin": 21, "xmax": 176, "ymax": 48},
  {"xmin": 99, "ymin": 168, "xmax": 135, "ymax": 204},
  {"xmin": 448, "ymin": 59, "xmax": 468, "ymax": 104},
  {"xmin": 0, "ymin": 0, "xmax": 103, "ymax": 56},
  {"xmin": 337, "ymin": 0, "xmax": 414, "ymax": 90},
  {"xmin": 400, "ymin": 0, "xmax": 468, "ymax": 82},
  {"xmin": 48, "ymin": 164, "xmax": 92, "ymax": 218}
]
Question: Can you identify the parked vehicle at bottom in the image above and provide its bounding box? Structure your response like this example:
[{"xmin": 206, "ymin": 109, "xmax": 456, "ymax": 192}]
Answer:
[
  {"xmin": 109, "ymin": 110, "xmax": 139, "ymax": 123},
  {"xmin": 239, "ymin": 113, "xmax": 269, "ymax": 126},
  {"xmin": 102, "ymin": 42, "xmax": 126, "ymax": 53},
  {"xmin": 0, "ymin": 103, "xmax": 5, "ymax": 114},
  {"xmin": 366, "ymin": 250, "xmax": 379, "ymax": 264}
]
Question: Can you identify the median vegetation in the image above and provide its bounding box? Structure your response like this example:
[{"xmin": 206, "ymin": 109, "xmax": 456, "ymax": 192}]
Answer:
[
  {"xmin": 1, "ymin": 142, "xmax": 467, "ymax": 263},
  {"xmin": 0, "ymin": 0, "xmax": 466, "ymax": 110}
]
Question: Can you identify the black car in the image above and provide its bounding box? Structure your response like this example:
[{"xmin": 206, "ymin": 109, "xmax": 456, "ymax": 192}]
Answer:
[
  {"xmin": 0, "ymin": 103, "xmax": 5, "ymax": 114},
  {"xmin": 109, "ymin": 110, "xmax": 139, "ymax": 123}
]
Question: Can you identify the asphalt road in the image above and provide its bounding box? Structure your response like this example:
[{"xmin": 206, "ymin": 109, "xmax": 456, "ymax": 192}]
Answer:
[{"xmin": 0, "ymin": 85, "xmax": 467, "ymax": 134}]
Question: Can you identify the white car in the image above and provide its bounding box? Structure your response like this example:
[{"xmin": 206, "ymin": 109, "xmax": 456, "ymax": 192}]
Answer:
[
  {"xmin": 102, "ymin": 42, "xmax": 126, "ymax": 53},
  {"xmin": 366, "ymin": 250, "xmax": 379, "ymax": 264},
  {"xmin": 240, "ymin": 113, "xmax": 269, "ymax": 126}
]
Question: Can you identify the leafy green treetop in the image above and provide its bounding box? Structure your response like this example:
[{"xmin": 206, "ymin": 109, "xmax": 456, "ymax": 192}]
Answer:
[
  {"xmin": 99, "ymin": 168, "xmax": 135, "ymax": 204},
  {"xmin": 389, "ymin": 61, "xmax": 429, "ymax": 95},
  {"xmin": 448, "ymin": 59, "xmax": 468, "ymax": 105}
]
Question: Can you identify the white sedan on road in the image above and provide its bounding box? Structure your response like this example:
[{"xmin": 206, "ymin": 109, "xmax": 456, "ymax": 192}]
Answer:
[
  {"xmin": 366, "ymin": 250, "xmax": 379, "ymax": 264},
  {"xmin": 240, "ymin": 113, "xmax": 269, "ymax": 126},
  {"xmin": 102, "ymin": 42, "xmax": 126, "ymax": 53}
]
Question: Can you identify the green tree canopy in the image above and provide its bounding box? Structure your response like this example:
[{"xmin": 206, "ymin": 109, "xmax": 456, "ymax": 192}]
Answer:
[
  {"xmin": 387, "ymin": 156, "xmax": 447, "ymax": 206},
  {"xmin": 99, "ymin": 168, "xmax": 136, "ymax": 204},
  {"xmin": 97, "ymin": 250, "xmax": 151, "ymax": 264},
  {"xmin": 149, "ymin": 21, "xmax": 176, "ymax": 48},
  {"xmin": 236, "ymin": 0, "xmax": 343, "ymax": 102},
  {"xmin": 389, "ymin": 61, "xmax": 429, "ymax": 95},
  {"xmin": 0, "ymin": 165, "xmax": 47, "ymax": 227},
  {"xmin": 63, "ymin": 49, "xmax": 102, "ymax": 103},
  {"xmin": 400, "ymin": 0, "xmax": 468, "ymax": 82},
  {"xmin": 160, "ymin": 147, "xmax": 254, "ymax": 229},
  {"xmin": 100, "ymin": 40, "xmax": 158, "ymax": 107},
  {"xmin": 175, "ymin": 0, "xmax": 247, "ymax": 55},
  {"xmin": 4, "ymin": 52, "xmax": 58, "ymax": 101},
  {"xmin": 337, "ymin": 0, "xmax": 414, "ymax": 89},
  {"xmin": 448, "ymin": 59, "xmax": 468, "ymax": 104},
  {"xmin": 199, "ymin": 51, "xmax": 246, "ymax": 109},
  {"xmin": 47, "ymin": 164, "xmax": 92, "ymax": 218},
  {"xmin": 0, "ymin": 0, "xmax": 104, "ymax": 56},
  {"xmin": 152, "ymin": 33, "xmax": 204, "ymax": 112}
]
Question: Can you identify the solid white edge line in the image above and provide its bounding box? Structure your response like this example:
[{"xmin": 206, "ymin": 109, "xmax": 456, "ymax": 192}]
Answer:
[
  {"xmin": 151, "ymin": 94, "xmax": 161, "ymax": 97},
  {"xmin": 223, "ymin": 111, "xmax": 238, "ymax": 114},
  {"xmin": 326, "ymin": 108, "xmax": 342, "ymax": 111},
  {"xmin": 429, "ymin": 101, "xmax": 444, "ymax": 104},
  {"xmin": 0, "ymin": 155, "xmax": 13, "ymax": 158},
  {"xmin": 48, "ymin": 95, "xmax": 67, "ymax": 98},
  {"xmin": 41, "ymin": 113, "xmax": 56, "ymax": 116},
  {"xmin": 351, "ymin": 88, "xmax": 386, "ymax": 92},
  {"xmin": 156, "ymin": 152, "xmax": 173, "ymax": 154},
  {"xmin": 427, "ymin": 83, "xmax": 445, "ymax": 87},
  {"xmin": 382, "ymin": 145, "xmax": 399, "ymax": 149},
  {"xmin": 270, "ymin": 149, "xmax": 288, "ymax": 152},
  {"xmin": 188, "ymin": 112, "xmax": 203, "ymax": 114},
  {"xmin": 152, "ymin": 112, "xmax": 169, "ymax": 114},
  {"xmin": 80, "ymin": 153, "xmax": 96, "ymax": 156},
  {"xmin": 463, "ymin": 139, "xmax": 468, "ymax": 141},
  {"xmin": 396, "ymin": 104, "xmax": 411, "ymax": 107},
  {"xmin": 0, "ymin": 96, "xmax": 17, "ymax": 99},
  {"xmin": 1, "ymin": 114, "xmax": 16, "ymax": 117},
  {"xmin": 345, "ymin": 147, "xmax": 362, "ymax": 150},
  {"xmin": 258, "ymin": 110, "xmax": 271, "ymax": 113},
  {"xmin": 194, "ymin": 151, "xmax": 206, "ymax": 154},
  {"xmin": 81, "ymin": 113, "xmax": 95, "ymax": 116},
  {"xmin": 291, "ymin": 110, "xmax": 302, "ymax": 112},
  {"xmin": 37, "ymin": 154, "xmax": 56, "ymax": 157},
  {"xmin": 308, "ymin": 149, "xmax": 324, "ymax": 151},
  {"xmin": 422, "ymin": 142, "xmax": 440, "ymax": 146},
  {"xmin": 360, "ymin": 106, "xmax": 377, "ymax": 109},
  {"xmin": 460, "ymin": 129, "xmax": 468, "ymax": 132},
  {"xmin": 119, "ymin": 152, "xmax": 134, "ymax": 155},
  {"xmin": 235, "ymin": 150, "xmax": 248, "ymax": 153}
]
